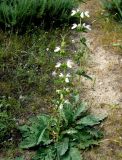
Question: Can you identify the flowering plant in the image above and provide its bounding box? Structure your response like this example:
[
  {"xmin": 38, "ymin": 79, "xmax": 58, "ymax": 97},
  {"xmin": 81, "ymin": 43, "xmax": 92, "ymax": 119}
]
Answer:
[
  {"xmin": 19, "ymin": 6, "xmax": 106, "ymax": 160},
  {"xmin": 71, "ymin": 9, "xmax": 91, "ymax": 31}
]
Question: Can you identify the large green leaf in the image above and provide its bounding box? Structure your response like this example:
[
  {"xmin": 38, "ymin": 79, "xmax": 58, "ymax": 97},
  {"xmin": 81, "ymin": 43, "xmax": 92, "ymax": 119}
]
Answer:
[
  {"xmin": 19, "ymin": 114, "xmax": 51, "ymax": 149},
  {"xmin": 57, "ymin": 137, "xmax": 69, "ymax": 156},
  {"xmin": 37, "ymin": 128, "xmax": 48, "ymax": 145},
  {"xmin": 61, "ymin": 156, "xmax": 71, "ymax": 160},
  {"xmin": 61, "ymin": 147, "xmax": 83, "ymax": 160},
  {"xmin": 32, "ymin": 147, "xmax": 55, "ymax": 160},
  {"xmin": 77, "ymin": 115, "xmax": 106, "ymax": 126},
  {"xmin": 79, "ymin": 139, "xmax": 99, "ymax": 149},
  {"xmin": 19, "ymin": 125, "xmax": 38, "ymax": 149},
  {"xmin": 73, "ymin": 102, "xmax": 88, "ymax": 121},
  {"xmin": 60, "ymin": 103, "xmax": 74, "ymax": 125},
  {"xmin": 70, "ymin": 94, "xmax": 80, "ymax": 104},
  {"xmin": 88, "ymin": 128, "xmax": 103, "ymax": 139},
  {"xmin": 70, "ymin": 147, "xmax": 83, "ymax": 160}
]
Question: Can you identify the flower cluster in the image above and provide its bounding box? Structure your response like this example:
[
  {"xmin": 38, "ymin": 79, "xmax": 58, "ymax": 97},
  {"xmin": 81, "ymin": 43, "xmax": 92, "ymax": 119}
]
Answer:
[
  {"xmin": 52, "ymin": 9, "xmax": 91, "ymax": 110},
  {"xmin": 71, "ymin": 9, "xmax": 91, "ymax": 31},
  {"xmin": 52, "ymin": 59, "xmax": 74, "ymax": 84},
  {"xmin": 71, "ymin": 9, "xmax": 80, "ymax": 16},
  {"xmin": 52, "ymin": 58, "xmax": 77, "ymax": 110}
]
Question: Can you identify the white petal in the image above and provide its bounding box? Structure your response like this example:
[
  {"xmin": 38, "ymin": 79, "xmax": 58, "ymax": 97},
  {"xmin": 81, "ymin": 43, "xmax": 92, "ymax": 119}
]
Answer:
[
  {"xmin": 52, "ymin": 71, "xmax": 57, "ymax": 76},
  {"xmin": 56, "ymin": 90, "xmax": 61, "ymax": 93},
  {"xmin": 46, "ymin": 48, "xmax": 49, "ymax": 51},
  {"xmin": 59, "ymin": 103, "xmax": 63, "ymax": 109},
  {"xmin": 66, "ymin": 73, "xmax": 71, "ymax": 77},
  {"xmin": 71, "ymin": 10, "xmax": 77, "ymax": 16},
  {"xmin": 67, "ymin": 59, "xmax": 74, "ymax": 68},
  {"xmin": 64, "ymin": 100, "xmax": 70, "ymax": 104},
  {"xmin": 65, "ymin": 77, "xmax": 70, "ymax": 83},
  {"xmin": 65, "ymin": 88, "xmax": 70, "ymax": 92},
  {"xmin": 86, "ymin": 25, "xmax": 91, "ymax": 30},
  {"xmin": 76, "ymin": 8, "xmax": 80, "ymax": 12},
  {"xmin": 80, "ymin": 12, "xmax": 84, "ymax": 18},
  {"xmin": 59, "ymin": 73, "xmax": 64, "ymax": 77},
  {"xmin": 84, "ymin": 11, "xmax": 90, "ymax": 17},
  {"xmin": 72, "ymin": 39, "xmax": 75, "ymax": 43},
  {"xmin": 71, "ymin": 23, "xmax": 77, "ymax": 29},
  {"xmin": 54, "ymin": 46, "xmax": 61, "ymax": 52},
  {"xmin": 55, "ymin": 62, "xmax": 61, "ymax": 68},
  {"xmin": 83, "ymin": 23, "xmax": 91, "ymax": 31}
]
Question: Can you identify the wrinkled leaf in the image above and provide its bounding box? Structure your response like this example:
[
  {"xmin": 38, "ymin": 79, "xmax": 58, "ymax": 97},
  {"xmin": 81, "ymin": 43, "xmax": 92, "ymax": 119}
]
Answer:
[
  {"xmin": 73, "ymin": 102, "xmax": 88, "ymax": 121},
  {"xmin": 60, "ymin": 103, "xmax": 73, "ymax": 125},
  {"xmin": 37, "ymin": 128, "xmax": 48, "ymax": 145},
  {"xmin": 20, "ymin": 134, "xmax": 37, "ymax": 149},
  {"xmin": 32, "ymin": 147, "xmax": 55, "ymax": 160},
  {"xmin": 19, "ymin": 114, "xmax": 51, "ymax": 149},
  {"xmin": 61, "ymin": 155, "xmax": 71, "ymax": 160},
  {"xmin": 57, "ymin": 137, "xmax": 69, "ymax": 156},
  {"xmin": 88, "ymin": 128, "xmax": 103, "ymax": 138},
  {"xmin": 70, "ymin": 147, "xmax": 83, "ymax": 160},
  {"xmin": 71, "ymin": 94, "xmax": 80, "ymax": 103},
  {"xmin": 77, "ymin": 115, "xmax": 106, "ymax": 126},
  {"xmin": 79, "ymin": 140, "xmax": 99, "ymax": 149}
]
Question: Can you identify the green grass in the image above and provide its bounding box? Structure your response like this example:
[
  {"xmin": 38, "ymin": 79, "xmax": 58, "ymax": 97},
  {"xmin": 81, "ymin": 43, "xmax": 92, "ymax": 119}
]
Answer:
[
  {"xmin": 0, "ymin": 0, "xmax": 76, "ymax": 29},
  {"xmin": 101, "ymin": 0, "xmax": 122, "ymax": 21}
]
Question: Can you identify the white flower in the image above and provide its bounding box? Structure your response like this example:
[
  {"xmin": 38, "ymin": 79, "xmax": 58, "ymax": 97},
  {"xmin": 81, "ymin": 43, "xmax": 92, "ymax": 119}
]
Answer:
[
  {"xmin": 80, "ymin": 12, "xmax": 84, "ymax": 18},
  {"xmin": 46, "ymin": 48, "xmax": 49, "ymax": 51},
  {"xmin": 72, "ymin": 39, "xmax": 75, "ymax": 43},
  {"xmin": 83, "ymin": 23, "xmax": 91, "ymax": 30},
  {"xmin": 64, "ymin": 100, "xmax": 70, "ymax": 104},
  {"xmin": 67, "ymin": 59, "xmax": 74, "ymax": 68},
  {"xmin": 84, "ymin": 11, "xmax": 90, "ymax": 17},
  {"xmin": 76, "ymin": 8, "xmax": 80, "ymax": 12},
  {"xmin": 71, "ymin": 10, "xmax": 77, "ymax": 16},
  {"xmin": 54, "ymin": 46, "xmax": 61, "ymax": 52},
  {"xmin": 60, "ymin": 94, "xmax": 63, "ymax": 99},
  {"xmin": 56, "ymin": 90, "xmax": 61, "ymax": 94},
  {"xmin": 65, "ymin": 88, "xmax": 70, "ymax": 92},
  {"xmin": 66, "ymin": 73, "xmax": 71, "ymax": 78},
  {"xmin": 52, "ymin": 71, "xmax": 57, "ymax": 76},
  {"xmin": 19, "ymin": 95, "xmax": 24, "ymax": 100},
  {"xmin": 59, "ymin": 73, "xmax": 64, "ymax": 78},
  {"xmin": 71, "ymin": 23, "xmax": 78, "ymax": 29},
  {"xmin": 55, "ymin": 62, "xmax": 61, "ymax": 68},
  {"xmin": 59, "ymin": 103, "xmax": 63, "ymax": 109},
  {"xmin": 65, "ymin": 77, "xmax": 70, "ymax": 83}
]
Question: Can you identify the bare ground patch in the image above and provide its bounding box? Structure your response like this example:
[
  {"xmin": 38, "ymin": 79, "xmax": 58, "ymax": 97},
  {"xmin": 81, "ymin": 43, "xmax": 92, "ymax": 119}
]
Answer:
[{"xmin": 79, "ymin": 0, "xmax": 122, "ymax": 159}]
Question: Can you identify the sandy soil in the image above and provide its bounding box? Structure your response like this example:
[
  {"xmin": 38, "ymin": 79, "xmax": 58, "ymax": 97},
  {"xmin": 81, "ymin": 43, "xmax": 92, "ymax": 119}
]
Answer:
[{"xmin": 79, "ymin": 0, "xmax": 122, "ymax": 159}]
